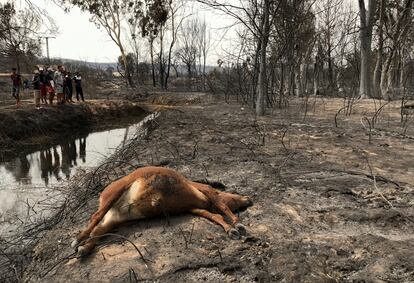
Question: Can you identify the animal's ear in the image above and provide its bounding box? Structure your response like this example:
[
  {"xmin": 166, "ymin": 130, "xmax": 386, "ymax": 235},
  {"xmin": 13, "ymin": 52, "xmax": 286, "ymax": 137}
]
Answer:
[
  {"xmin": 209, "ymin": 181, "xmax": 226, "ymax": 190},
  {"xmin": 194, "ymin": 179, "xmax": 226, "ymax": 190},
  {"xmin": 244, "ymin": 197, "xmax": 253, "ymax": 207}
]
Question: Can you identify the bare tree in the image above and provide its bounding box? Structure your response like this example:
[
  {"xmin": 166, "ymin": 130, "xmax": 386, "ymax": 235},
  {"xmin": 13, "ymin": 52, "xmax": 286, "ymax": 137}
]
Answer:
[
  {"xmin": 373, "ymin": 0, "xmax": 386, "ymax": 98},
  {"xmin": 63, "ymin": 0, "xmax": 169, "ymax": 88},
  {"xmin": 163, "ymin": 0, "xmax": 187, "ymax": 89},
  {"xmin": 0, "ymin": 2, "xmax": 42, "ymax": 72},
  {"xmin": 378, "ymin": 0, "xmax": 414, "ymax": 100},
  {"xmin": 255, "ymin": 0, "xmax": 271, "ymax": 115},
  {"xmin": 197, "ymin": 0, "xmax": 281, "ymax": 115},
  {"xmin": 315, "ymin": 0, "xmax": 345, "ymax": 92},
  {"xmin": 177, "ymin": 18, "xmax": 199, "ymax": 81},
  {"xmin": 196, "ymin": 18, "xmax": 212, "ymax": 91},
  {"xmin": 127, "ymin": 19, "xmax": 145, "ymax": 82},
  {"xmin": 149, "ymin": 34, "xmax": 157, "ymax": 87},
  {"xmin": 358, "ymin": 0, "xmax": 377, "ymax": 98}
]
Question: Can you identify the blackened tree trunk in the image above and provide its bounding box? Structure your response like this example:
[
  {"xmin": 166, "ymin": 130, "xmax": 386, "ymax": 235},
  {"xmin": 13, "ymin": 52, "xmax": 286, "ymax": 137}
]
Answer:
[
  {"xmin": 256, "ymin": 0, "xmax": 270, "ymax": 116},
  {"xmin": 358, "ymin": 0, "xmax": 376, "ymax": 98},
  {"xmin": 373, "ymin": 0, "xmax": 385, "ymax": 98},
  {"xmin": 149, "ymin": 37, "xmax": 156, "ymax": 87}
]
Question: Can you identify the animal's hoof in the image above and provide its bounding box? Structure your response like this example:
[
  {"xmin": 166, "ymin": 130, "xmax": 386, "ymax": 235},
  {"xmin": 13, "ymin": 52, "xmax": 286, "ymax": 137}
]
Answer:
[
  {"xmin": 235, "ymin": 223, "xmax": 247, "ymax": 236},
  {"xmin": 77, "ymin": 246, "xmax": 90, "ymax": 257},
  {"xmin": 228, "ymin": 228, "xmax": 241, "ymax": 240},
  {"xmin": 71, "ymin": 239, "xmax": 79, "ymax": 249}
]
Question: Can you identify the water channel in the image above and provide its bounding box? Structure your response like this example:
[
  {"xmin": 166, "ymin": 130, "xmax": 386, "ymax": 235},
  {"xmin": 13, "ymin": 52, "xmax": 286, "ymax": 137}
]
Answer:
[{"xmin": 0, "ymin": 115, "xmax": 152, "ymax": 234}]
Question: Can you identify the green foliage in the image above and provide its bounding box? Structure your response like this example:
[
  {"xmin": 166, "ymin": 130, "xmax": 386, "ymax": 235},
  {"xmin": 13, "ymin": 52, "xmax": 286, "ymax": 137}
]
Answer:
[
  {"xmin": 140, "ymin": 0, "xmax": 169, "ymax": 37},
  {"xmin": 118, "ymin": 52, "xmax": 135, "ymax": 74},
  {"xmin": 0, "ymin": 2, "xmax": 42, "ymax": 69},
  {"xmin": 65, "ymin": 0, "xmax": 169, "ymax": 37}
]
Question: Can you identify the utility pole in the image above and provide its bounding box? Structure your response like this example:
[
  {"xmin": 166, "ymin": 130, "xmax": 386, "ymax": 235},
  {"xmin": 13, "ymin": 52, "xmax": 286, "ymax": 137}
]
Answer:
[{"xmin": 39, "ymin": 36, "xmax": 55, "ymax": 64}]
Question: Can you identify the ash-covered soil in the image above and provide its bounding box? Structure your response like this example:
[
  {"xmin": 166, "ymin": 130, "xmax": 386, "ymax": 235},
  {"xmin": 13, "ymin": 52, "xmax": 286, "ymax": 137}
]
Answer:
[{"xmin": 22, "ymin": 93, "xmax": 414, "ymax": 282}]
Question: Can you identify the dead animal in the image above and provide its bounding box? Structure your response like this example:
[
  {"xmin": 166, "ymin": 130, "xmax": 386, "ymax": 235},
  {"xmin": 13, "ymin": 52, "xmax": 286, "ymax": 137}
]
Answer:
[{"xmin": 71, "ymin": 166, "xmax": 253, "ymax": 255}]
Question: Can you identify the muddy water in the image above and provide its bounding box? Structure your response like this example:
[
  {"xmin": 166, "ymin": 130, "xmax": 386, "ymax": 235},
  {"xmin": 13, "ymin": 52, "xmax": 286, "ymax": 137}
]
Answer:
[{"xmin": 0, "ymin": 115, "xmax": 152, "ymax": 234}]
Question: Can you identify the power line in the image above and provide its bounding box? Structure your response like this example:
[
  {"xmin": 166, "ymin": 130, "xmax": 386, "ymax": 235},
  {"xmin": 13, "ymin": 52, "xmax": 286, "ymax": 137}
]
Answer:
[{"xmin": 39, "ymin": 36, "xmax": 56, "ymax": 64}]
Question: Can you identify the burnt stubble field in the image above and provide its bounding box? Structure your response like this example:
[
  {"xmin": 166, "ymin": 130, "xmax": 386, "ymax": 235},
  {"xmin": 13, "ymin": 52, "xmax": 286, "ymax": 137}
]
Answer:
[{"xmin": 21, "ymin": 93, "xmax": 414, "ymax": 282}]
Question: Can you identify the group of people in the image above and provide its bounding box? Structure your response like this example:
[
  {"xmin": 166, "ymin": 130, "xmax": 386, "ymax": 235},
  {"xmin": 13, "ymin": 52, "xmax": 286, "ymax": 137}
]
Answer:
[{"xmin": 10, "ymin": 66, "xmax": 85, "ymax": 109}]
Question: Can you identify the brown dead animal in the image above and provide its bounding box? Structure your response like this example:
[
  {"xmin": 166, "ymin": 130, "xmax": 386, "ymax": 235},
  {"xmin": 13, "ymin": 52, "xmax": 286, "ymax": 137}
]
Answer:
[{"xmin": 71, "ymin": 166, "xmax": 253, "ymax": 255}]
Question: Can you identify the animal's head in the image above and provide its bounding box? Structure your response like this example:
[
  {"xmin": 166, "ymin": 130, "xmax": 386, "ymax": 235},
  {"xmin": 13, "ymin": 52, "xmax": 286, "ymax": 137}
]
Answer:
[
  {"xmin": 195, "ymin": 179, "xmax": 253, "ymax": 211},
  {"xmin": 221, "ymin": 192, "xmax": 253, "ymax": 212}
]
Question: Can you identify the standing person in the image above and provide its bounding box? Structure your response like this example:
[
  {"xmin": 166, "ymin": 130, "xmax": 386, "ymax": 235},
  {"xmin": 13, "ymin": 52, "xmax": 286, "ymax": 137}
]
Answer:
[
  {"xmin": 32, "ymin": 69, "xmax": 41, "ymax": 109},
  {"xmin": 39, "ymin": 68, "xmax": 48, "ymax": 104},
  {"xmin": 65, "ymin": 72, "xmax": 74, "ymax": 102},
  {"xmin": 10, "ymin": 68, "xmax": 22, "ymax": 106},
  {"xmin": 23, "ymin": 78, "xmax": 29, "ymax": 90},
  {"xmin": 46, "ymin": 67, "xmax": 55, "ymax": 104},
  {"xmin": 54, "ymin": 65, "xmax": 65, "ymax": 105},
  {"xmin": 62, "ymin": 70, "xmax": 67, "ymax": 101},
  {"xmin": 73, "ymin": 72, "xmax": 84, "ymax": 102}
]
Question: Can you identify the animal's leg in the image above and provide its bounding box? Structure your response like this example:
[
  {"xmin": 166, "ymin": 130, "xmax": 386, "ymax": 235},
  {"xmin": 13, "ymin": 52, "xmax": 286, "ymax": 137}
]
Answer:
[
  {"xmin": 76, "ymin": 209, "xmax": 124, "ymax": 256},
  {"xmin": 190, "ymin": 208, "xmax": 241, "ymax": 239},
  {"xmin": 214, "ymin": 201, "xmax": 248, "ymax": 236},
  {"xmin": 190, "ymin": 208, "xmax": 232, "ymax": 231},
  {"xmin": 191, "ymin": 182, "xmax": 247, "ymax": 237},
  {"xmin": 215, "ymin": 201, "xmax": 239, "ymax": 225},
  {"xmin": 72, "ymin": 202, "xmax": 113, "ymax": 248},
  {"xmin": 191, "ymin": 183, "xmax": 239, "ymax": 225},
  {"xmin": 72, "ymin": 181, "xmax": 130, "ymax": 248}
]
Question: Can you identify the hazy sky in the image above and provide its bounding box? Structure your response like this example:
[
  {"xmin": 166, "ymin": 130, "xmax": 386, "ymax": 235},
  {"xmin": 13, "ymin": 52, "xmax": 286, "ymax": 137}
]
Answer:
[
  {"xmin": 10, "ymin": 0, "xmax": 236, "ymax": 64},
  {"xmin": 12, "ymin": 0, "xmax": 119, "ymax": 62},
  {"xmin": 9, "ymin": 0, "xmax": 357, "ymax": 64}
]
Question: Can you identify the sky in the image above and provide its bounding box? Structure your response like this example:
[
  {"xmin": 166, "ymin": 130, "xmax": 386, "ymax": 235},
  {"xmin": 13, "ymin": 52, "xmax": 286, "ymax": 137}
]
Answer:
[
  {"xmin": 7, "ymin": 0, "xmax": 237, "ymax": 64},
  {"xmin": 30, "ymin": 0, "xmax": 139, "ymax": 63},
  {"xmin": 7, "ymin": 0, "xmax": 357, "ymax": 65}
]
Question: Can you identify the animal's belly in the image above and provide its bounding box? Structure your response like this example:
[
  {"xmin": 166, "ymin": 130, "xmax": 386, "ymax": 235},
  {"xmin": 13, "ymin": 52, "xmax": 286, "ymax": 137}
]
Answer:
[
  {"xmin": 114, "ymin": 178, "xmax": 208, "ymax": 220},
  {"xmin": 130, "ymin": 195, "xmax": 198, "ymax": 218}
]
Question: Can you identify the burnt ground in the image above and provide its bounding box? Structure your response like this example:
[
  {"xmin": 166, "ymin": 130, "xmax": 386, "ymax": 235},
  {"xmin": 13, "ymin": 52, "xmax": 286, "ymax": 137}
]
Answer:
[
  {"xmin": 21, "ymin": 92, "xmax": 414, "ymax": 282},
  {"xmin": 0, "ymin": 100, "xmax": 147, "ymax": 160}
]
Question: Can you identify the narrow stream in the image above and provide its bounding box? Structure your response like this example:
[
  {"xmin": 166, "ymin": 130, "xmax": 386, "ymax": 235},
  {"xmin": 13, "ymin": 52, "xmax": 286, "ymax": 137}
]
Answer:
[{"xmin": 0, "ymin": 115, "xmax": 152, "ymax": 234}]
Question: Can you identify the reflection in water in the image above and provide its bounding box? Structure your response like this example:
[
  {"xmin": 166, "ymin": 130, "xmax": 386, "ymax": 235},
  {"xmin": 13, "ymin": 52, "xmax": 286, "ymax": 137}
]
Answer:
[
  {"xmin": 4, "ymin": 135, "xmax": 89, "ymax": 187},
  {"xmin": 4, "ymin": 156, "xmax": 32, "ymax": 185},
  {"xmin": 53, "ymin": 147, "xmax": 62, "ymax": 182},
  {"xmin": 79, "ymin": 137, "xmax": 86, "ymax": 163},
  {"xmin": 0, "ymin": 126, "xmax": 134, "ymax": 188},
  {"xmin": 0, "ymin": 114, "xmax": 157, "ymax": 235}
]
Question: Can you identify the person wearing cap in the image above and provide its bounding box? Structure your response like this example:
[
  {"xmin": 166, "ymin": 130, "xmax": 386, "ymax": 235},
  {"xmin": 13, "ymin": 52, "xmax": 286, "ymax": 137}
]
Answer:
[
  {"xmin": 10, "ymin": 68, "xmax": 22, "ymax": 106},
  {"xmin": 32, "ymin": 69, "xmax": 41, "ymax": 109}
]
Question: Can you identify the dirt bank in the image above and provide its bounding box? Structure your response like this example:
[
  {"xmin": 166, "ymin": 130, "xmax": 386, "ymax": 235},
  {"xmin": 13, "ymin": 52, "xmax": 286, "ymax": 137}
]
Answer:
[
  {"xmin": 13, "ymin": 93, "xmax": 414, "ymax": 282},
  {"xmin": 0, "ymin": 100, "xmax": 147, "ymax": 159}
]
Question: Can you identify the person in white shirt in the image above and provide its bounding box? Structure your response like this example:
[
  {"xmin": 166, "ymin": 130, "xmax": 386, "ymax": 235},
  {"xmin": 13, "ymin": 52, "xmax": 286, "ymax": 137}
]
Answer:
[
  {"xmin": 73, "ymin": 72, "xmax": 84, "ymax": 102},
  {"xmin": 54, "ymin": 65, "xmax": 65, "ymax": 105}
]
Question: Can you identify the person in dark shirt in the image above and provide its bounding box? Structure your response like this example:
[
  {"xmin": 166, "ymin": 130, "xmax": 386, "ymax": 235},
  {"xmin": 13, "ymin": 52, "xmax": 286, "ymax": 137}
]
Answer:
[
  {"xmin": 10, "ymin": 68, "xmax": 21, "ymax": 106},
  {"xmin": 23, "ymin": 79, "xmax": 29, "ymax": 90},
  {"xmin": 73, "ymin": 72, "xmax": 84, "ymax": 102},
  {"xmin": 65, "ymin": 72, "xmax": 74, "ymax": 102},
  {"xmin": 32, "ymin": 70, "xmax": 41, "ymax": 109},
  {"xmin": 39, "ymin": 68, "xmax": 48, "ymax": 104}
]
